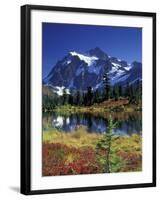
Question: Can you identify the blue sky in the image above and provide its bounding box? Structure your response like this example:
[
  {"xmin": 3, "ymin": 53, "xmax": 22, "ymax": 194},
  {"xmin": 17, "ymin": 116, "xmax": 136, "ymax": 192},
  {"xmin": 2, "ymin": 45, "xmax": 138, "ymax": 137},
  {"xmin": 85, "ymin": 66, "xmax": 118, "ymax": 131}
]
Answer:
[{"xmin": 42, "ymin": 23, "xmax": 142, "ymax": 78}]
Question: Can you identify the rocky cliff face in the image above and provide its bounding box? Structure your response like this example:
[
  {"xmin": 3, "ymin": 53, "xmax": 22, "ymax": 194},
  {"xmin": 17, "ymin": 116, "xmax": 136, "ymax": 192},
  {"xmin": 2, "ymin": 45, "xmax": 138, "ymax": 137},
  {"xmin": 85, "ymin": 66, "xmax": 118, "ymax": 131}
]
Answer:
[{"xmin": 43, "ymin": 47, "xmax": 142, "ymax": 92}]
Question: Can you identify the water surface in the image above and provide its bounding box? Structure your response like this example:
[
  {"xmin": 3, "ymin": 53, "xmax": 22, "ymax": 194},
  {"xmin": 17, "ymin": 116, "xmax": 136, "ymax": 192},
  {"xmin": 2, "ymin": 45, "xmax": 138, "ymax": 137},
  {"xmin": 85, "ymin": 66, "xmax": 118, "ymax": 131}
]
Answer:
[{"xmin": 43, "ymin": 112, "xmax": 142, "ymax": 136}]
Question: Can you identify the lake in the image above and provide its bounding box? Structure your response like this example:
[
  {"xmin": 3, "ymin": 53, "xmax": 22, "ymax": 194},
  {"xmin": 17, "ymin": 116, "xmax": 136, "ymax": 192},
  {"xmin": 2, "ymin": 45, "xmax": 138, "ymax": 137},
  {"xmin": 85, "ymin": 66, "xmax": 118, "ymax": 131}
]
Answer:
[{"xmin": 43, "ymin": 112, "xmax": 142, "ymax": 136}]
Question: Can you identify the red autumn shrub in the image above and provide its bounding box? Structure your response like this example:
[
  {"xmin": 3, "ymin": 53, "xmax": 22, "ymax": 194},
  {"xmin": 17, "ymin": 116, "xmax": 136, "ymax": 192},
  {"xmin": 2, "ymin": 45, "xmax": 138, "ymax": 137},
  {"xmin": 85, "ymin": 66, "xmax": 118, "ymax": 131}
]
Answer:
[
  {"xmin": 42, "ymin": 143, "xmax": 142, "ymax": 176},
  {"xmin": 42, "ymin": 143, "xmax": 102, "ymax": 176},
  {"xmin": 117, "ymin": 151, "xmax": 142, "ymax": 172}
]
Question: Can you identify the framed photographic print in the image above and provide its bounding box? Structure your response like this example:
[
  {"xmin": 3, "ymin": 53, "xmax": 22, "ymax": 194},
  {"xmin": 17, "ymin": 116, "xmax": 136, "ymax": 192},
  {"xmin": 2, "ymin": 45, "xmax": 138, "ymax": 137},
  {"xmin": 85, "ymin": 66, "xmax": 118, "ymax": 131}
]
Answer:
[{"xmin": 21, "ymin": 4, "xmax": 156, "ymax": 195}]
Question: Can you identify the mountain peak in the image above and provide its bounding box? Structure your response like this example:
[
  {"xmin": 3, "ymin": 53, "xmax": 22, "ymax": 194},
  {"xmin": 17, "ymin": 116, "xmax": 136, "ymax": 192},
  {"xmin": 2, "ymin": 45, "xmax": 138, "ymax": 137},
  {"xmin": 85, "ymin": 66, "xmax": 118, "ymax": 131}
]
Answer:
[
  {"xmin": 43, "ymin": 48, "xmax": 142, "ymax": 91},
  {"xmin": 87, "ymin": 47, "xmax": 108, "ymax": 60},
  {"xmin": 69, "ymin": 51, "xmax": 98, "ymax": 66}
]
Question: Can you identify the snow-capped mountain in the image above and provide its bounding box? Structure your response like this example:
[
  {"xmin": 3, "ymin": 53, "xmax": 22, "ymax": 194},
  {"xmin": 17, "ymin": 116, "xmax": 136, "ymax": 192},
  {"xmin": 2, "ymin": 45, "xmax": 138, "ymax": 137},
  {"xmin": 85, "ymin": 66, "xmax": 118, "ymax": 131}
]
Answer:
[{"xmin": 43, "ymin": 47, "xmax": 142, "ymax": 93}]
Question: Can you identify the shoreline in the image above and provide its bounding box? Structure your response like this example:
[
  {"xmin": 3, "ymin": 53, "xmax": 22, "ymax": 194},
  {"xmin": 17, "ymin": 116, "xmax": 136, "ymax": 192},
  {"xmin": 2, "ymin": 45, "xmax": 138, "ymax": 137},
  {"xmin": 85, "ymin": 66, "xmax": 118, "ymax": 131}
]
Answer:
[{"xmin": 43, "ymin": 99, "xmax": 142, "ymax": 113}]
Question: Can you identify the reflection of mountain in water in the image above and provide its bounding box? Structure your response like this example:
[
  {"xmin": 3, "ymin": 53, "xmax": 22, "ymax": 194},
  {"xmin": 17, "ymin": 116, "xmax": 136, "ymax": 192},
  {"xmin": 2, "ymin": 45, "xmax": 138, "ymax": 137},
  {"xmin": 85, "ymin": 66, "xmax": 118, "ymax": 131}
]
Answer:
[{"xmin": 43, "ymin": 112, "xmax": 142, "ymax": 136}]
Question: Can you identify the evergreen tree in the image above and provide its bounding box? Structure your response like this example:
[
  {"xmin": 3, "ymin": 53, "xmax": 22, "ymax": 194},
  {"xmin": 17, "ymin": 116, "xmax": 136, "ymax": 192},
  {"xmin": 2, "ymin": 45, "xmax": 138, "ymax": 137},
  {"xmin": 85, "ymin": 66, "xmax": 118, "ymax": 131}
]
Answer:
[
  {"xmin": 96, "ymin": 115, "xmax": 119, "ymax": 173},
  {"xmin": 62, "ymin": 88, "xmax": 67, "ymax": 105},
  {"xmin": 75, "ymin": 90, "xmax": 81, "ymax": 105},
  {"xmin": 86, "ymin": 86, "xmax": 93, "ymax": 106},
  {"xmin": 94, "ymin": 90, "xmax": 100, "ymax": 103},
  {"xmin": 103, "ymin": 72, "xmax": 110, "ymax": 100},
  {"xmin": 68, "ymin": 93, "xmax": 73, "ymax": 105},
  {"xmin": 125, "ymin": 82, "xmax": 130, "ymax": 99},
  {"xmin": 135, "ymin": 81, "xmax": 142, "ymax": 104},
  {"xmin": 129, "ymin": 84, "xmax": 134, "ymax": 103},
  {"xmin": 118, "ymin": 85, "xmax": 122, "ymax": 98},
  {"xmin": 83, "ymin": 92, "xmax": 88, "ymax": 106},
  {"xmin": 113, "ymin": 86, "xmax": 119, "ymax": 101}
]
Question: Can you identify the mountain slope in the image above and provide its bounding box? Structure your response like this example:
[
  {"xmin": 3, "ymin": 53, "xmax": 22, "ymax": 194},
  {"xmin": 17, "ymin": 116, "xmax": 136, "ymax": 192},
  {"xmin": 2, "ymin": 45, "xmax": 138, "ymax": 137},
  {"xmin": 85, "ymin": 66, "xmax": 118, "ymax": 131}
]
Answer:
[{"xmin": 43, "ymin": 47, "xmax": 142, "ymax": 92}]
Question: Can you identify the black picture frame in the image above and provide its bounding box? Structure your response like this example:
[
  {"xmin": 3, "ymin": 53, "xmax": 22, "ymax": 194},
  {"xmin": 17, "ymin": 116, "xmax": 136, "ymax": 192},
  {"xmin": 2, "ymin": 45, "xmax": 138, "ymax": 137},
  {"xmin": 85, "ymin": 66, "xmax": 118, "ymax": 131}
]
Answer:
[{"xmin": 21, "ymin": 4, "xmax": 156, "ymax": 195}]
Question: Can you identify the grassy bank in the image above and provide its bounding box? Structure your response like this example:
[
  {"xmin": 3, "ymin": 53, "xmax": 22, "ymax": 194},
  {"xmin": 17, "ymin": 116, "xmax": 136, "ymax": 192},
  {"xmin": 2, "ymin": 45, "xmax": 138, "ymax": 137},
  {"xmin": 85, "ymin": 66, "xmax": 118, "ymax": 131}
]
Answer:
[
  {"xmin": 42, "ymin": 127, "xmax": 142, "ymax": 176},
  {"xmin": 43, "ymin": 127, "xmax": 102, "ymax": 148},
  {"xmin": 44, "ymin": 99, "xmax": 142, "ymax": 114}
]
